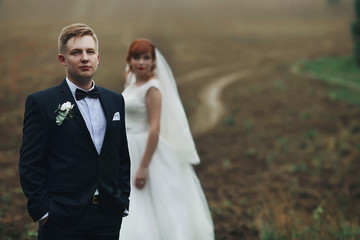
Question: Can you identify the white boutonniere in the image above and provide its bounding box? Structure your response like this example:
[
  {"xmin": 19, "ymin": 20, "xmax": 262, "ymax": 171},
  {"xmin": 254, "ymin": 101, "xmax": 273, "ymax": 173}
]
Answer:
[{"xmin": 55, "ymin": 101, "xmax": 74, "ymax": 126}]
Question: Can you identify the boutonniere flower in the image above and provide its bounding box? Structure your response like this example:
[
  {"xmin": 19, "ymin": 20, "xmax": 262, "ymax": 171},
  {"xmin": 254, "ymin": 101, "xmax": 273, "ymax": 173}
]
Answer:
[{"xmin": 55, "ymin": 101, "xmax": 74, "ymax": 126}]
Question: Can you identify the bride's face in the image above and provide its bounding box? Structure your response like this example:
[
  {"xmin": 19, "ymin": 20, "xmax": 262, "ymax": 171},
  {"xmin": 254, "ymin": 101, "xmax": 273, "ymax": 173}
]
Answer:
[{"xmin": 130, "ymin": 52, "xmax": 154, "ymax": 78}]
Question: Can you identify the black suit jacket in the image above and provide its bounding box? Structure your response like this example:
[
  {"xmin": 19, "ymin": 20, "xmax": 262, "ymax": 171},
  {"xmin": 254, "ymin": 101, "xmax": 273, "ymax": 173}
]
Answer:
[{"xmin": 19, "ymin": 80, "xmax": 131, "ymax": 225}]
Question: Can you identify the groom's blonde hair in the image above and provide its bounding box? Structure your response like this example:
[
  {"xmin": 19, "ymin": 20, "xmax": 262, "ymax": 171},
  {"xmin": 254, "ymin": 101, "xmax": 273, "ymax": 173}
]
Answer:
[{"xmin": 58, "ymin": 23, "xmax": 99, "ymax": 54}]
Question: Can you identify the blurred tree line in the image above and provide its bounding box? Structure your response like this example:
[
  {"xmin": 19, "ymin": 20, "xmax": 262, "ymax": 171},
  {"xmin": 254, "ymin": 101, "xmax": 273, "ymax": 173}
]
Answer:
[
  {"xmin": 352, "ymin": 0, "xmax": 360, "ymax": 66},
  {"xmin": 326, "ymin": 0, "xmax": 360, "ymax": 67}
]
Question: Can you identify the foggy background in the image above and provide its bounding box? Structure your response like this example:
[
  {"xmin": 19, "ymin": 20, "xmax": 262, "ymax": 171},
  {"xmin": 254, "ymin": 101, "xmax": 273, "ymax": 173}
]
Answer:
[{"xmin": 0, "ymin": 0, "xmax": 358, "ymax": 239}]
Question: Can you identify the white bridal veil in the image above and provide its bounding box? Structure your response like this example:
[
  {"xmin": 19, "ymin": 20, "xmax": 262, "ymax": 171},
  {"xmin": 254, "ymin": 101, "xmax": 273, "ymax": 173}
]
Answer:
[{"xmin": 153, "ymin": 49, "xmax": 200, "ymax": 165}]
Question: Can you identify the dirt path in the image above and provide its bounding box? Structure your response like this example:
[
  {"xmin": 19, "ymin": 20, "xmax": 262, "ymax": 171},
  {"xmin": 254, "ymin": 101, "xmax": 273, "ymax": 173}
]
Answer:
[
  {"xmin": 188, "ymin": 69, "xmax": 252, "ymax": 135},
  {"xmin": 177, "ymin": 58, "xmax": 263, "ymax": 136}
]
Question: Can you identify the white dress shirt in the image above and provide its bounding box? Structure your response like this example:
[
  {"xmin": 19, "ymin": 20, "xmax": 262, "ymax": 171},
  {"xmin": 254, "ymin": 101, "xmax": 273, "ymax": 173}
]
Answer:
[{"xmin": 66, "ymin": 78, "xmax": 106, "ymax": 154}]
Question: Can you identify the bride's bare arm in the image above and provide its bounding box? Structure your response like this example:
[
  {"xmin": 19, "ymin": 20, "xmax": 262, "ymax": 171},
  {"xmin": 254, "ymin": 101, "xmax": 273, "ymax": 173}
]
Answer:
[{"xmin": 135, "ymin": 87, "xmax": 162, "ymax": 189}]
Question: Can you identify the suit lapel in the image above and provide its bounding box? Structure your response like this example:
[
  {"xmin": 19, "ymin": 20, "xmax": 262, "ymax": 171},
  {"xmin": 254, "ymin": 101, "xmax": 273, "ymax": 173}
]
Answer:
[
  {"xmin": 57, "ymin": 80, "xmax": 98, "ymax": 155},
  {"xmin": 98, "ymin": 88, "xmax": 112, "ymax": 155}
]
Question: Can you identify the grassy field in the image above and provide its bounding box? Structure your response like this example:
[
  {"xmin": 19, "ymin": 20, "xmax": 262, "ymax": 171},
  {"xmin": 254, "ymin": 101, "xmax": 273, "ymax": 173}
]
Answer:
[
  {"xmin": 302, "ymin": 55, "xmax": 360, "ymax": 104},
  {"xmin": 192, "ymin": 58, "xmax": 360, "ymax": 239}
]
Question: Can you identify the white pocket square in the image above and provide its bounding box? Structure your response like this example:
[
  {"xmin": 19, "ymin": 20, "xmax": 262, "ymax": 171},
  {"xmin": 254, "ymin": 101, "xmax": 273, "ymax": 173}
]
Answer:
[{"xmin": 112, "ymin": 112, "xmax": 120, "ymax": 121}]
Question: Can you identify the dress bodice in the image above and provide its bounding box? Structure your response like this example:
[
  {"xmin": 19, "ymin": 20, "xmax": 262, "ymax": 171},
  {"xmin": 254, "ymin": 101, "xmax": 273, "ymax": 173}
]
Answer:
[{"xmin": 122, "ymin": 78, "xmax": 161, "ymax": 133}]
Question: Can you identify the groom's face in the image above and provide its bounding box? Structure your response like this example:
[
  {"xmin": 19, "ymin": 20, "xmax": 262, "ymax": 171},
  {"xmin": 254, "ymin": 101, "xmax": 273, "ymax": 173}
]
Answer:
[{"xmin": 58, "ymin": 35, "xmax": 100, "ymax": 86}]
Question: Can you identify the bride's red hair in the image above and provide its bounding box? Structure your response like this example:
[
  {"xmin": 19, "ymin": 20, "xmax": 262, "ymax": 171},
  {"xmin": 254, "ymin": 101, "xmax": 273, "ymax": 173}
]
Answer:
[{"xmin": 124, "ymin": 39, "xmax": 156, "ymax": 83}]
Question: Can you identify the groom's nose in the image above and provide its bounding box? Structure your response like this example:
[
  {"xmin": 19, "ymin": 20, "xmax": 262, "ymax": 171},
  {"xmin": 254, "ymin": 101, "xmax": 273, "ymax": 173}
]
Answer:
[{"xmin": 81, "ymin": 53, "xmax": 90, "ymax": 62}]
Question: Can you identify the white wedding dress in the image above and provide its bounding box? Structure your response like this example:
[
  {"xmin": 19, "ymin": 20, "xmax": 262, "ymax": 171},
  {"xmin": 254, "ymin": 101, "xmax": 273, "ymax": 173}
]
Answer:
[{"xmin": 120, "ymin": 77, "xmax": 214, "ymax": 240}]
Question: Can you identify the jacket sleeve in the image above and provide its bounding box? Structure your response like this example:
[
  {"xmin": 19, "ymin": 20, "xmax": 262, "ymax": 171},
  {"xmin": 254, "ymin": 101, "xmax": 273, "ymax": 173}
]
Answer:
[
  {"xmin": 118, "ymin": 95, "xmax": 131, "ymax": 209},
  {"xmin": 19, "ymin": 94, "xmax": 50, "ymax": 222}
]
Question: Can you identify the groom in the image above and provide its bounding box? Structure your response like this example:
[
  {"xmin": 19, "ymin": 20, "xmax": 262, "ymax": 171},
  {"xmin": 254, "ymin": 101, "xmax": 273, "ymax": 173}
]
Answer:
[{"xmin": 19, "ymin": 23, "xmax": 130, "ymax": 239}]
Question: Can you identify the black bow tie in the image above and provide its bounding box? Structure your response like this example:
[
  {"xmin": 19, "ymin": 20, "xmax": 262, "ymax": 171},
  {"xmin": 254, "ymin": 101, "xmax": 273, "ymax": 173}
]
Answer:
[{"xmin": 75, "ymin": 87, "xmax": 99, "ymax": 101}]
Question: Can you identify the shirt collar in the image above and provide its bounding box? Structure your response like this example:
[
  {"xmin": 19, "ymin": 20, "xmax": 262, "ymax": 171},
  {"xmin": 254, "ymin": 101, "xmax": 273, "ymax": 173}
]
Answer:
[{"xmin": 66, "ymin": 78, "xmax": 96, "ymax": 101}]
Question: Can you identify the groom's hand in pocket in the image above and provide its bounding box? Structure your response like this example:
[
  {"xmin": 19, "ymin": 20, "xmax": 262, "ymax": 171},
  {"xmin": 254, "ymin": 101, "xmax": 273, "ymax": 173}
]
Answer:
[{"xmin": 40, "ymin": 216, "xmax": 48, "ymax": 226}]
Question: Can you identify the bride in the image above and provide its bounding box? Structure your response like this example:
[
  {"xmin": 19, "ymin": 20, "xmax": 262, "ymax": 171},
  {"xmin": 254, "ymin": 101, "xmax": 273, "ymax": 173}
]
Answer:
[{"xmin": 119, "ymin": 39, "xmax": 214, "ymax": 240}]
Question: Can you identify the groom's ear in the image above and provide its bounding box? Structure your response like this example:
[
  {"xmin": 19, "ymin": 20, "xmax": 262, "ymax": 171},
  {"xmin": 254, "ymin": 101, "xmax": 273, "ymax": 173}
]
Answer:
[{"xmin": 58, "ymin": 54, "xmax": 66, "ymax": 66}]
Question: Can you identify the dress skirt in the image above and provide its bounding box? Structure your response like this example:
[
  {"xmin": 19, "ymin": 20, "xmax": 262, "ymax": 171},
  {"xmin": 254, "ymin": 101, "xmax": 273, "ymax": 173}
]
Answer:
[{"xmin": 119, "ymin": 130, "xmax": 214, "ymax": 240}]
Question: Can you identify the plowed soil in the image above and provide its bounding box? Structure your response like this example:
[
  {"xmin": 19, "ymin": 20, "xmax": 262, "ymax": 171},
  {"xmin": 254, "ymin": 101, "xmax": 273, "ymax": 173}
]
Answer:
[{"xmin": 0, "ymin": 0, "xmax": 359, "ymax": 239}]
